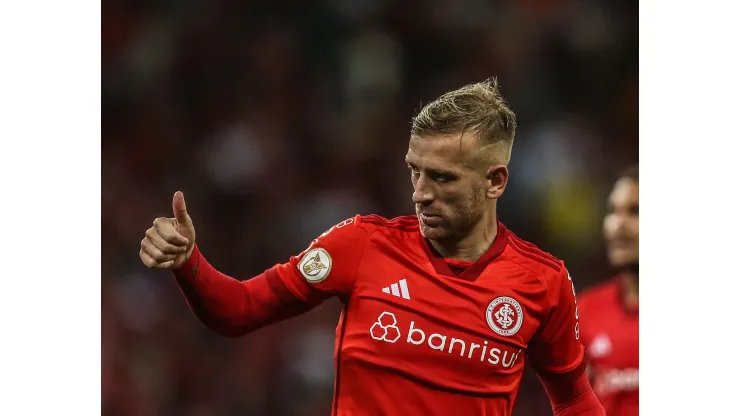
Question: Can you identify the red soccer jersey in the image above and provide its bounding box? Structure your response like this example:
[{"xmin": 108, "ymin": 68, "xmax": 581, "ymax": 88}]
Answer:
[
  {"xmin": 264, "ymin": 215, "xmax": 586, "ymax": 415},
  {"xmin": 579, "ymin": 277, "xmax": 639, "ymax": 416}
]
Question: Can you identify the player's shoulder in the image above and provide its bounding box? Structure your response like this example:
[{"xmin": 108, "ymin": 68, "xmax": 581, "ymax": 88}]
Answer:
[
  {"xmin": 318, "ymin": 214, "xmax": 373, "ymax": 238},
  {"xmin": 303, "ymin": 214, "xmax": 417, "ymax": 248},
  {"xmin": 504, "ymin": 229, "xmax": 565, "ymax": 278},
  {"xmin": 296, "ymin": 215, "xmax": 374, "ymax": 255},
  {"xmin": 359, "ymin": 214, "xmax": 420, "ymax": 237},
  {"xmin": 578, "ymin": 277, "xmax": 622, "ymax": 310}
]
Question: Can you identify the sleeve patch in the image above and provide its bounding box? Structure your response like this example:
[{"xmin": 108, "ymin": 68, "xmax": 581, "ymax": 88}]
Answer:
[{"xmin": 298, "ymin": 248, "xmax": 333, "ymax": 283}]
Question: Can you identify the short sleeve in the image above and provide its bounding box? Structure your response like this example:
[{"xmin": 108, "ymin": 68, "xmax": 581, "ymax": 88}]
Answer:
[
  {"xmin": 266, "ymin": 215, "xmax": 373, "ymax": 306},
  {"xmin": 529, "ymin": 265, "xmax": 586, "ymax": 379}
]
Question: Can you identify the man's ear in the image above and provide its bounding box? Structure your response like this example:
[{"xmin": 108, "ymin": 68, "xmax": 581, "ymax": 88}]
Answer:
[{"xmin": 486, "ymin": 164, "xmax": 509, "ymax": 199}]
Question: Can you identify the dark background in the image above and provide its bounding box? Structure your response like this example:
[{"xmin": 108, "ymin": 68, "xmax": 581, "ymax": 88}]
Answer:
[{"xmin": 102, "ymin": 0, "xmax": 637, "ymax": 414}]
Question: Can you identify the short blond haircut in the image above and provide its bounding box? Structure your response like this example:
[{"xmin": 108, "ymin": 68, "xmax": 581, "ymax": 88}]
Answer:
[{"xmin": 411, "ymin": 78, "xmax": 517, "ymax": 163}]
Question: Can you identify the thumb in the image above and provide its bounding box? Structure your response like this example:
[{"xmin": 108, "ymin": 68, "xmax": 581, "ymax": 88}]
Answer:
[{"xmin": 172, "ymin": 191, "xmax": 192, "ymax": 226}]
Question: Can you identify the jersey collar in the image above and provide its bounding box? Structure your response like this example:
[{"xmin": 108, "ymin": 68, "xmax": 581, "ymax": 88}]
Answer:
[{"xmin": 420, "ymin": 220, "xmax": 509, "ymax": 282}]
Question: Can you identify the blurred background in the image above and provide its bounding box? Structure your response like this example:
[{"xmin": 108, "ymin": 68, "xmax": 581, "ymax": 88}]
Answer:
[{"xmin": 102, "ymin": 0, "xmax": 637, "ymax": 414}]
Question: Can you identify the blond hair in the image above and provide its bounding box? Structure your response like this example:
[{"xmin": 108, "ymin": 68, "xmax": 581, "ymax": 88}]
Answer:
[{"xmin": 411, "ymin": 78, "xmax": 517, "ymax": 163}]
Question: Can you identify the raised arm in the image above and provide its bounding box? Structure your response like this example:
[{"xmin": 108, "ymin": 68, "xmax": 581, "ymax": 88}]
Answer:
[{"xmin": 140, "ymin": 191, "xmax": 372, "ymax": 337}]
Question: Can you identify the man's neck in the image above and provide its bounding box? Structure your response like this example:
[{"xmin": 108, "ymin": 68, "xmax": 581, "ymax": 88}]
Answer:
[
  {"xmin": 429, "ymin": 212, "xmax": 498, "ymax": 262},
  {"xmin": 621, "ymin": 271, "xmax": 639, "ymax": 306}
]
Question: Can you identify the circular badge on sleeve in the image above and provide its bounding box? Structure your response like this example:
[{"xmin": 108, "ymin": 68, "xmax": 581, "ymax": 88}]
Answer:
[{"xmin": 298, "ymin": 248, "xmax": 332, "ymax": 283}]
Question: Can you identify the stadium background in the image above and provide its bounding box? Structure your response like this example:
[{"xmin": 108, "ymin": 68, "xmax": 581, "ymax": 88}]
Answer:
[{"xmin": 102, "ymin": 1, "xmax": 637, "ymax": 414}]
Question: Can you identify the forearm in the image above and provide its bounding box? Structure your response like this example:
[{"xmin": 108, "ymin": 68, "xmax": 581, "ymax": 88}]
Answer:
[
  {"xmin": 540, "ymin": 370, "xmax": 605, "ymax": 416},
  {"xmin": 172, "ymin": 245, "xmax": 309, "ymax": 336}
]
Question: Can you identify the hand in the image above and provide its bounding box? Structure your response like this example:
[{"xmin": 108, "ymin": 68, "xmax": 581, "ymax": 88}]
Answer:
[{"xmin": 140, "ymin": 191, "xmax": 197, "ymax": 269}]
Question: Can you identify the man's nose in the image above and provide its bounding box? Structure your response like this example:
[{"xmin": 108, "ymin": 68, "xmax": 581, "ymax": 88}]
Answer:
[{"xmin": 412, "ymin": 175, "xmax": 434, "ymax": 204}]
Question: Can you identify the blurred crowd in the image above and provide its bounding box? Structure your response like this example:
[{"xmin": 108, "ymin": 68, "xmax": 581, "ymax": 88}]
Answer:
[{"xmin": 102, "ymin": 0, "xmax": 637, "ymax": 414}]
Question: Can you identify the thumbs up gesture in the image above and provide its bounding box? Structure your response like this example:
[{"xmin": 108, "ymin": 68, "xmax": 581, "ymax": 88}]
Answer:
[{"xmin": 140, "ymin": 191, "xmax": 197, "ymax": 269}]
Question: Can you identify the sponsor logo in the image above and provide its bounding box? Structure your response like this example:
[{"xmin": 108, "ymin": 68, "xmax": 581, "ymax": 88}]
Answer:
[
  {"xmin": 593, "ymin": 367, "xmax": 639, "ymax": 395},
  {"xmin": 589, "ymin": 334, "xmax": 612, "ymax": 358},
  {"xmin": 371, "ymin": 311, "xmax": 522, "ymax": 368},
  {"xmin": 370, "ymin": 312, "xmax": 401, "ymax": 343}
]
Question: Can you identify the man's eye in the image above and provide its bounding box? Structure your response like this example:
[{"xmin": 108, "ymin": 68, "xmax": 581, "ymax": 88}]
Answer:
[{"xmin": 435, "ymin": 174, "xmax": 455, "ymax": 183}]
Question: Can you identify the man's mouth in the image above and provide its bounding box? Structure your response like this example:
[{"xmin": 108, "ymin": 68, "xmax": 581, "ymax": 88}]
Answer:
[
  {"xmin": 419, "ymin": 213, "xmax": 443, "ymax": 226},
  {"xmin": 609, "ymin": 238, "xmax": 635, "ymax": 249}
]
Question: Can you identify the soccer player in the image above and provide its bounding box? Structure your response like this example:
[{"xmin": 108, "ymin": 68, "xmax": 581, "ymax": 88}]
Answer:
[
  {"xmin": 578, "ymin": 166, "xmax": 638, "ymax": 415},
  {"xmin": 140, "ymin": 79, "xmax": 605, "ymax": 415}
]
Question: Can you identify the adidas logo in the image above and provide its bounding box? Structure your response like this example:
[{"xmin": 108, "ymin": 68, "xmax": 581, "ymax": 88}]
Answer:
[{"xmin": 382, "ymin": 279, "xmax": 411, "ymax": 300}]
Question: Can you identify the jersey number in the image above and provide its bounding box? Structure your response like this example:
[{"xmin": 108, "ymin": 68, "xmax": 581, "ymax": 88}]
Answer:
[{"xmin": 568, "ymin": 272, "xmax": 580, "ymax": 340}]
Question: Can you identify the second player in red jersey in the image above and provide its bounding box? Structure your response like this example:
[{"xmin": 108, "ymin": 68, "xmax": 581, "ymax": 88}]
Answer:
[
  {"xmin": 140, "ymin": 79, "xmax": 605, "ymax": 415},
  {"xmin": 579, "ymin": 166, "xmax": 639, "ymax": 415}
]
